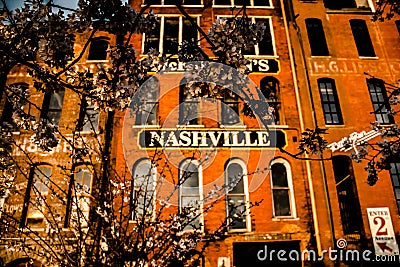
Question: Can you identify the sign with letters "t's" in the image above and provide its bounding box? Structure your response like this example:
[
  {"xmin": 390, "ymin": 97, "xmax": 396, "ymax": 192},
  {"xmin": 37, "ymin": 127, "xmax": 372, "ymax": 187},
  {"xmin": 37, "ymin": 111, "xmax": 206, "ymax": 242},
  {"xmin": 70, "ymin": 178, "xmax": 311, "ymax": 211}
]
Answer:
[{"xmin": 367, "ymin": 207, "xmax": 399, "ymax": 256}]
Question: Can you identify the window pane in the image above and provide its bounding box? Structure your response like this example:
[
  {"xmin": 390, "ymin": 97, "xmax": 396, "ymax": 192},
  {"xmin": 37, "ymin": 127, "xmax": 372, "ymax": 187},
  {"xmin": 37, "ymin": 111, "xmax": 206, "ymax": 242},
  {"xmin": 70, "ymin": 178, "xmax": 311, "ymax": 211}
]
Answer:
[
  {"xmin": 227, "ymin": 163, "xmax": 244, "ymax": 193},
  {"xmin": 227, "ymin": 195, "xmax": 247, "ymax": 229},
  {"xmin": 273, "ymin": 189, "xmax": 291, "ymax": 216},
  {"xmin": 271, "ymin": 163, "xmax": 288, "ymax": 187},
  {"xmin": 163, "ymin": 18, "xmax": 179, "ymax": 54},
  {"xmin": 144, "ymin": 19, "xmax": 160, "ymax": 53},
  {"xmin": 256, "ymin": 18, "xmax": 274, "ymax": 55},
  {"xmin": 214, "ymin": 0, "xmax": 231, "ymax": 5},
  {"xmin": 182, "ymin": 18, "xmax": 198, "ymax": 43},
  {"xmin": 133, "ymin": 161, "xmax": 155, "ymax": 219},
  {"xmin": 184, "ymin": 0, "xmax": 201, "ymax": 4},
  {"xmin": 253, "ymin": 0, "xmax": 270, "ymax": 6},
  {"xmin": 34, "ymin": 167, "xmax": 51, "ymax": 195},
  {"xmin": 82, "ymin": 106, "xmax": 99, "ymax": 131}
]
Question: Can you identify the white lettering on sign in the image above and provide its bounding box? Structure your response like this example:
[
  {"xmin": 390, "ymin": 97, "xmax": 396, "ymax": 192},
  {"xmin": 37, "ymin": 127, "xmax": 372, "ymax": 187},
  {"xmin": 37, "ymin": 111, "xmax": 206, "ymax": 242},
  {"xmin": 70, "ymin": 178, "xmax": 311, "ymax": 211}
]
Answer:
[
  {"xmin": 367, "ymin": 207, "xmax": 399, "ymax": 256},
  {"xmin": 327, "ymin": 130, "xmax": 381, "ymax": 154}
]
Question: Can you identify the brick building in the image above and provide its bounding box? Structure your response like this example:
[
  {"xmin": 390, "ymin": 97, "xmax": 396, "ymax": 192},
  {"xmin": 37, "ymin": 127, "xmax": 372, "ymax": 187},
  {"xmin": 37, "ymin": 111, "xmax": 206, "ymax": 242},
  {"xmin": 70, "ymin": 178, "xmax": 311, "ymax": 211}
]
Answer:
[
  {"xmin": 287, "ymin": 0, "xmax": 400, "ymax": 265},
  {"xmin": 1, "ymin": 0, "xmax": 399, "ymax": 266}
]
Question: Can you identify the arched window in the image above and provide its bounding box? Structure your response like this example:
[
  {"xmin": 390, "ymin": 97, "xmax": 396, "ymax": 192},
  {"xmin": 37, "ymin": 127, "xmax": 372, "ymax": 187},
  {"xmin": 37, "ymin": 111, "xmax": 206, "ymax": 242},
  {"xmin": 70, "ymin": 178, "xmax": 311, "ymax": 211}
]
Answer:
[
  {"xmin": 135, "ymin": 77, "xmax": 159, "ymax": 125},
  {"xmin": 225, "ymin": 159, "xmax": 250, "ymax": 231},
  {"xmin": 87, "ymin": 37, "xmax": 109, "ymax": 60},
  {"xmin": 317, "ymin": 78, "xmax": 343, "ymax": 125},
  {"xmin": 179, "ymin": 79, "xmax": 199, "ymax": 125},
  {"xmin": 221, "ymin": 90, "xmax": 240, "ymax": 125},
  {"xmin": 132, "ymin": 159, "xmax": 156, "ymax": 220},
  {"xmin": 305, "ymin": 18, "xmax": 329, "ymax": 56},
  {"xmin": 41, "ymin": 88, "xmax": 65, "ymax": 126},
  {"xmin": 270, "ymin": 159, "xmax": 296, "ymax": 218},
  {"xmin": 260, "ymin": 76, "xmax": 280, "ymax": 125},
  {"xmin": 70, "ymin": 167, "xmax": 92, "ymax": 227},
  {"xmin": 366, "ymin": 78, "xmax": 394, "ymax": 125},
  {"xmin": 21, "ymin": 164, "xmax": 52, "ymax": 228},
  {"xmin": 179, "ymin": 160, "xmax": 202, "ymax": 230}
]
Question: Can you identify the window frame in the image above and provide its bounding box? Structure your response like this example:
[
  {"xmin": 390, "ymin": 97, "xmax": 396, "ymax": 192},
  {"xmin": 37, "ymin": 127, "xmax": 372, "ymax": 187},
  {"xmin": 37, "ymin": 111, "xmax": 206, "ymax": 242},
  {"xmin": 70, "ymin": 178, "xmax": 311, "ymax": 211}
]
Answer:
[
  {"xmin": 305, "ymin": 18, "xmax": 329, "ymax": 56},
  {"xmin": 130, "ymin": 159, "xmax": 157, "ymax": 222},
  {"xmin": 216, "ymin": 16, "xmax": 277, "ymax": 57},
  {"xmin": 225, "ymin": 159, "xmax": 251, "ymax": 232},
  {"xmin": 366, "ymin": 78, "xmax": 394, "ymax": 125},
  {"xmin": 142, "ymin": 15, "xmax": 200, "ymax": 55},
  {"xmin": 213, "ymin": 0, "xmax": 273, "ymax": 8},
  {"xmin": 270, "ymin": 158, "xmax": 296, "ymax": 219},
  {"xmin": 179, "ymin": 159, "xmax": 203, "ymax": 232},
  {"xmin": 317, "ymin": 78, "xmax": 344, "ymax": 125}
]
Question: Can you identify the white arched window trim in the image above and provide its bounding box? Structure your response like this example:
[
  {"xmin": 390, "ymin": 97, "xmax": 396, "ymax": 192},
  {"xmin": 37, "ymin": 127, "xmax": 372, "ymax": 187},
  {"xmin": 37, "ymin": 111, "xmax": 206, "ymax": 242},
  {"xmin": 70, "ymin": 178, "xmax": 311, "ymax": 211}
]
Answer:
[
  {"xmin": 179, "ymin": 159, "xmax": 203, "ymax": 232},
  {"xmin": 225, "ymin": 158, "xmax": 251, "ymax": 232},
  {"xmin": 130, "ymin": 159, "xmax": 157, "ymax": 222},
  {"xmin": 270, "ymin": 158, "xmax": 297, "ymax": 219}
]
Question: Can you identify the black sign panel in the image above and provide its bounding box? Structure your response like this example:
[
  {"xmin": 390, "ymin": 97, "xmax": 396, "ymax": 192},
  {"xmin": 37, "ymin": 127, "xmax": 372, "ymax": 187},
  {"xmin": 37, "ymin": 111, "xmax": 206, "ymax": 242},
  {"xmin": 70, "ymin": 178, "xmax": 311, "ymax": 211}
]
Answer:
[
  {"xmin": 138, "ymin": 129, "xmax": 286, "ymax": 149},
  {"xmin": 233, "ymin": 241, "xmax": 302, "ymax": 267}
]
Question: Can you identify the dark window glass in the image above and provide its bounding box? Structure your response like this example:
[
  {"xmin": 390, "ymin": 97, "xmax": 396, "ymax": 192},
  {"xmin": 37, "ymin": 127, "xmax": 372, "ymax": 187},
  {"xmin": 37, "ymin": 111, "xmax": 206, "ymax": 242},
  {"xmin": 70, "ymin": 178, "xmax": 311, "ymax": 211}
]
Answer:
[
  {"xmin": 144, "ymin": 0, "xmax": 162, "ymax": 4},
  {"xmin": 182, "ymin": 18, "xmax": 198, "ymax": 43},
  {"xmin": 255, "ymin": 18, "xmax": 274, "ymax": 55},
  {"xmin": 163, "ymin": 17, "xmax": 179, "ymax": 54},
  {"xmin": 135, "ymin": 78, "xmax": 159, "ymax": 125},
  {"xmin": 1, "ymin": 98, "xmax": 18, "ymax": 131},
  {"xmin": 390, "ymin": 162, "xmax": 400, "ymax": 214},
  {"xmin": 222, "ymin": 91, "xmax": 240, "ymax": 125},
  {"xmin": 214, "ymin": 0, "xmax": 231, "ymax": 5},
  {"xmin": 88, "ymin": 38, "xmax": 109, "ymax": 60},
  {"xmin": 144, "ymin": 18, "xmax": 161, "ymax": 53},
  {"xmin": 226, "ymin": 162, "xmax": 247, "ymax": 230},
  {"xmin": 183, "ymin": 0, "xmax": 201, "ymax": 4},
  {"xmin": 41, "ymin": 89, "xmax": 65, "ymax": 126},
  {"xmin": 180, "ymin": 161, "xmax": 201, "ymax": 230},
  {"xmin": 179, "ymin": 80, "xmax": 199, "ymax": 125},
  {"xmin": 305, "ymin": 18, "xmax": 329, "ymax": 56},
  {"xmin": 253, "ymin": 0, "xmax": 270, "ymax": 6},
  {"xmin": 332, "ymin": 156, "xmax": 364, "ymax": 238},
  {"xmin": 367, "ymin": 78, "xmax": 394, "ymax": 125},
  {"xmin": 317, "ymin": 78, "xmax": 343, "ymax": 125},
  {"xmin": 323, "ymin": 0, "xmax": 356, "ymax": 9},
  {"xmin": 350, "ymin": 19, "xmax": 376, "ymax": 57},
  {"xmin": 271, "ymin": 163, "xmax": 291, "ymax": 217},
  {"xmin": 234, "ymin": 0, "xmax": 250, "ymax": 5},
  {"xmin": 396, "ymin": 20, "xmax": 400, "ymax": 35},
  {"xmin": 260, "ymin": 76, "xmax": 280, "ymax": 124}
]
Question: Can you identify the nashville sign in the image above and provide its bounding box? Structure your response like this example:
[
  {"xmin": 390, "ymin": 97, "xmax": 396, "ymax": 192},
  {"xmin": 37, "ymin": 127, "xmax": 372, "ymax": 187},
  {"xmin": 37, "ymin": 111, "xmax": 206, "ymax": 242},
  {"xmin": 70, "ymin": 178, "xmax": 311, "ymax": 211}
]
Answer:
[{"xmin": 138, "ymin": 129, "xmax": 286, "ymax": 149}]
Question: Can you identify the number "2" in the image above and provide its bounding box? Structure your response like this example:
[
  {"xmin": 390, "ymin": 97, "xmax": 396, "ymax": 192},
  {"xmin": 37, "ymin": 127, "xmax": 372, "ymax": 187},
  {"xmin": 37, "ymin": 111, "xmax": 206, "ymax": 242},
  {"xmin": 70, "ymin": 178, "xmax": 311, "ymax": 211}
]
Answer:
[{"xmin": 374, "ymin": 216, "xmax": 388, "ymax": 236}]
